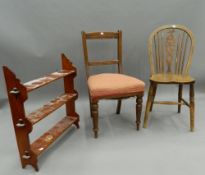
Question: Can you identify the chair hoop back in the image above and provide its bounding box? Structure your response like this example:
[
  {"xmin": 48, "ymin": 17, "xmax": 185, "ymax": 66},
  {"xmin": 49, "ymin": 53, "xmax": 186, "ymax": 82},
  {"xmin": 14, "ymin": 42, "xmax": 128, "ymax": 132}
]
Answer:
[{"xmin": 148, "ymin": 24, "xmax": 195, "ymax": 76}]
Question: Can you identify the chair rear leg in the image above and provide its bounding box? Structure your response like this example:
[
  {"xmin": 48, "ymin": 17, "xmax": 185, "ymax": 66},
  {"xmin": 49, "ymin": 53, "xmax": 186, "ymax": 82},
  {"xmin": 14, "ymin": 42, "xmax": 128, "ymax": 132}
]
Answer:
[
  {"xmin": 116, "ymin": 99, "xmax": 122, "ymax": 114},
  {"xmin": 91, "ymin": 102, "xmax": 99, "ymax": 138},
  {"xmin": 189, "ymin": 83, "xmax": 195, "ymax": 132},
  {"xmin": 150, "ymin": 84, "xmax": 157, "ymax": 112},
  {"xmin": 136, "ymin": 95, "xmax": 143, "ymax": 130},
  {"xmin": 178, "ymin": 84, "xmax": 183, "ymax": 113},
  {"xmin": 143, "ymin": 82, "xmax": 155, "ymax": 128},
  {"xmin": 89, "ymin": 95, "xmax": 93, "ymax": 118}
]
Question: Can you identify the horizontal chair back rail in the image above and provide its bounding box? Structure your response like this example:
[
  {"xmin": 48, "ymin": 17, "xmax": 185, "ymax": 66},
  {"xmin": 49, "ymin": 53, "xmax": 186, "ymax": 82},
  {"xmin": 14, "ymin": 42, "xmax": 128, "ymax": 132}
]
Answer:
[{"xmin": 82, "ymin": 30, "xmax": 122, "ymax": 77}]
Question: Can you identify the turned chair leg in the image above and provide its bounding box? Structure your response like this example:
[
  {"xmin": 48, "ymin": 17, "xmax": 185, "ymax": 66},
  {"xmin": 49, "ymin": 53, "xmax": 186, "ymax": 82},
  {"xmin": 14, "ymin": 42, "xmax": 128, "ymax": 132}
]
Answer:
[
  {"xmin": 150, "ymin": 84, "xmax": 157, "ymax": 112},
  {"xmin": 91, "ymin": 102, "xmax": 99, "ymax": 138},
  {"xmin": 178, "ymin": 84, "xmax": 183, "ymax": 113},
  {"xmin": 116, "ymin": 99, "xmax": 122, "ymax": 114},
  {"xmin": 189, "ymin": 83, "xmax": 195, "ymax": 132},
  {"xmin": 143, "ymin": 82, "xmax": 155, "ymax": 128},
  {"xmin": 136, "ymin": 95, "xmax": 143, "ymax": 130}
]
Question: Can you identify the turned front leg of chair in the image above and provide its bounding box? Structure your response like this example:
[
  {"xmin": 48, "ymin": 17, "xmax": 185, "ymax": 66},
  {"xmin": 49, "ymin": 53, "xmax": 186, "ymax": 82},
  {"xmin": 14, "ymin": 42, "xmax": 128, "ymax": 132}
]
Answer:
[
  {"xmin": 116, "ymin": 99, "xmax": 122, "ymax": 114},
  {"xmin": 143, "ymin": 82, "xmax": 154, "ymax": 128},
  {"xmin": 178, "ymin": 84, "xmax": 183, "ymax": 113},
  {"xmin": 91, "ymin": 102, "xmax": 99, "ymax": 138},
  {"xmin": 190, "ymin": 83, "xmax": 195, "ymax": 132},
  {"xmin": 136, "ymin": 95, "xmax": 143, "ymax": 130},
  {"xmin": 149, "ymin": 84, "xmax": 157, "ymax": 112}
]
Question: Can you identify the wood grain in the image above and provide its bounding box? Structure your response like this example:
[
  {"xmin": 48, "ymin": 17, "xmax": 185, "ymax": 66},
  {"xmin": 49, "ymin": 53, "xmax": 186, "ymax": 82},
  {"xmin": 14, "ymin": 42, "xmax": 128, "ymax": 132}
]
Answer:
[
  {"xmin": 31, "ymin": 116, "xmax": 77, "ymax": 155},
  {"xmin": 27, "ymin": 93, "xmax": 77, "ymax": 125}
]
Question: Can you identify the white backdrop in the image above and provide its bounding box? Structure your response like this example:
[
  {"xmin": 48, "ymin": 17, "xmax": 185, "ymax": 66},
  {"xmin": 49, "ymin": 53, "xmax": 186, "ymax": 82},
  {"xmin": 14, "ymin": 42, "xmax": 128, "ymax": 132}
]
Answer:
[{"xmin": 0, "ymin": 0, "xmax": 204, "ymax": 98}]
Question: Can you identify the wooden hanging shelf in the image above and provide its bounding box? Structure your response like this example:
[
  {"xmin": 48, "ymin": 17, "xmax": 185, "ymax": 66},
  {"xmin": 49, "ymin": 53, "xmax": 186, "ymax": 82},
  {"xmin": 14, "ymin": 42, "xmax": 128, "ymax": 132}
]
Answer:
[{"xmin": 3, "ymin": 54, "xmax": 79, "ymax": 171}]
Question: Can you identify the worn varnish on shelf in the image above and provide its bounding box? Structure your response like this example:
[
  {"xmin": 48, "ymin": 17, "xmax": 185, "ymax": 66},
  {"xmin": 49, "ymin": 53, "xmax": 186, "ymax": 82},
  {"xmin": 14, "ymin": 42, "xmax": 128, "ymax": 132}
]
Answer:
[{"xmin": 3, "ymin": 54, "xmax": 80, "ymax": 171}]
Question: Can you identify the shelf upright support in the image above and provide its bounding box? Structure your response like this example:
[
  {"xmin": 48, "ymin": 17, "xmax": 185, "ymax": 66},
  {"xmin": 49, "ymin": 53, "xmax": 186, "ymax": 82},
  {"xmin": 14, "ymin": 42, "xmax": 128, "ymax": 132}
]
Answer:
[
  {"xmin": 3, "ymin": 67, "xmax": 38, "ymax": 171},
  {"xmin": 61, "ymin": 54, "xmax": 80, "ymax": 128}
]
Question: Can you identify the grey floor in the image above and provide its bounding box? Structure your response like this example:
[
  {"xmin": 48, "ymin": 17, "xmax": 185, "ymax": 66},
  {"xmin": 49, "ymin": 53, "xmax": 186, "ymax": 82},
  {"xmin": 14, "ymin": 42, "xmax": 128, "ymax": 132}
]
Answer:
[{"xmin": 0, "ymin": 89, "xmax": 205, "ymax": 175}]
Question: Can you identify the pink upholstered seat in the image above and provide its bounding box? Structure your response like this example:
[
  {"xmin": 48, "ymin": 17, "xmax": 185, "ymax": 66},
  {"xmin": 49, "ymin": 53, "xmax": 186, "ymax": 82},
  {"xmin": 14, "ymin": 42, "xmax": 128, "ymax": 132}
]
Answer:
[{"xmin": 88, "ymin": 73, "xmax": 145, "ymax": 101}]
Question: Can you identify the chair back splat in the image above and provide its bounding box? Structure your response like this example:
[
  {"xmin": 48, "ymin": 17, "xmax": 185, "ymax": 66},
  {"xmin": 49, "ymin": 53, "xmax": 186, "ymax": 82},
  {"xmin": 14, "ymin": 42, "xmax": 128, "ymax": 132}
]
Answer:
[{"xmin": 148, "ymin": 24, "xmax": 195, "ymax": 76}]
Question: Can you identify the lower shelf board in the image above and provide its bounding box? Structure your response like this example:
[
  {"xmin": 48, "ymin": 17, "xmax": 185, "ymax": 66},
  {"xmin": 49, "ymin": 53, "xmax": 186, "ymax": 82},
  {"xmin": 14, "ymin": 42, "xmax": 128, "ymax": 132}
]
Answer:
[{"xmin": 31, "ymin": 116, "xmax": 78, "ymax": 156}]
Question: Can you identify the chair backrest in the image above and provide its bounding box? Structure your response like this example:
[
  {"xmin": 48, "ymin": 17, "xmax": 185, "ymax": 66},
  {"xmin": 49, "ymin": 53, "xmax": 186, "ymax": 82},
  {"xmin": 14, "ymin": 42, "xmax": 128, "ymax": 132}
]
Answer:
[
  {"xmin": 148, "ymin": 24, "xmax": 195, "ymax": 76},
  {"xmin": 81, "ymin": 30, "xmax": 122, "ymax": 78}
]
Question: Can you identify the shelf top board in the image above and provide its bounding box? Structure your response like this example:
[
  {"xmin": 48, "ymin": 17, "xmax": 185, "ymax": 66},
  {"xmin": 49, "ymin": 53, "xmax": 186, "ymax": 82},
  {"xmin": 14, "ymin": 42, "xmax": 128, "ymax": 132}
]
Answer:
[{"xmin": 24, "ymin": 70, "xmax": 75, "ymax": 92}]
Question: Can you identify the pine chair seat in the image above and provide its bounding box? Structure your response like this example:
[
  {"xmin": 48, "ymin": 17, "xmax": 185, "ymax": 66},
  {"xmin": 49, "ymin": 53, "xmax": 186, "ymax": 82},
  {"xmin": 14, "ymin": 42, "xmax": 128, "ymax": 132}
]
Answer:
[
  {"xmin": 150, "ymin": 73, "xmax": 194, "ymax": 84},
  {"xmin": 88, "ymin": 73, "xmax": 145, "ymax": 101}
]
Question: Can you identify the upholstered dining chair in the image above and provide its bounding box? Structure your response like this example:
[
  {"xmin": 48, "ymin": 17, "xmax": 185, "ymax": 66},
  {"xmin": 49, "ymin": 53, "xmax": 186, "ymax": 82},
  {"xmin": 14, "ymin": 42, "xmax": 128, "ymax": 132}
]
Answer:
[
  {"xmin": 81, "ymin": 31, "xmax": 145, "ymax": 138},
  {"xmin": 143, "ymin": 24, "xmax": 195, "ymax": 131}
]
